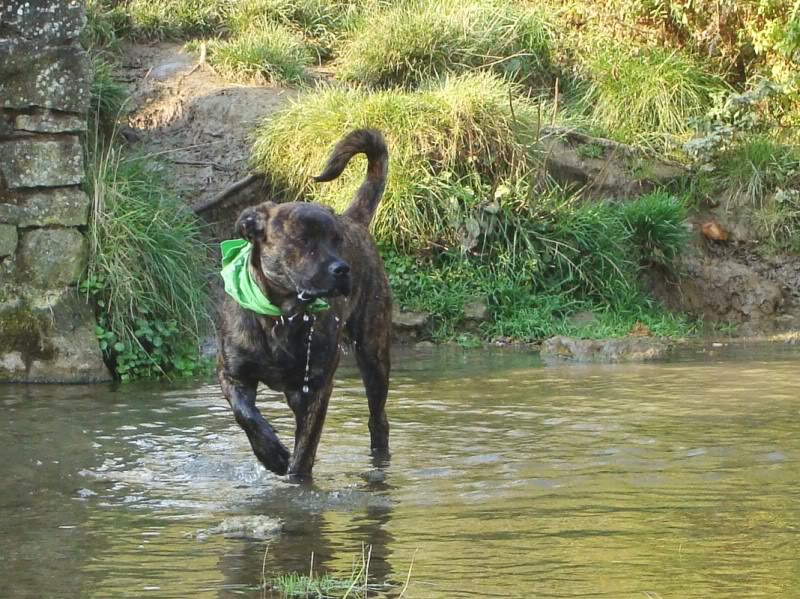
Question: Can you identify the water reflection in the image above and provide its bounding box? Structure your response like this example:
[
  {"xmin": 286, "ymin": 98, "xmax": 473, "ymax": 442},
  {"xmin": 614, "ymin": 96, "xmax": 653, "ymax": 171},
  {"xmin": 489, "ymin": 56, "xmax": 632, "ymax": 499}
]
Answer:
[{"xmin": 0, "ymin": 343, "xmax": 798, "ymax": 598}]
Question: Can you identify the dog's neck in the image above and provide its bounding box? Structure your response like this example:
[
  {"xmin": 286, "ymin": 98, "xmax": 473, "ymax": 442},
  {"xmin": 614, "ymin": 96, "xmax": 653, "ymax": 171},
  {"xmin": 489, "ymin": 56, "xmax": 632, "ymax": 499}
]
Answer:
[{"xmin": 248, "ymin": 254, "xmax": 308, "ymax": 317}]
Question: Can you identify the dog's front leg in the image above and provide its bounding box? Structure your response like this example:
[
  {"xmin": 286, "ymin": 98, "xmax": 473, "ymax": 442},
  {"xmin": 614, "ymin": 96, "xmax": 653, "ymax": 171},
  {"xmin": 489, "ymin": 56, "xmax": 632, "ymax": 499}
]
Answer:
[
  {"xmin": 220, "ymin": 373, "xmax": 290, "ymax": 475},
  {"xmin": 285, "ymin": 378, "xmax": 334, "ymax": 478}
]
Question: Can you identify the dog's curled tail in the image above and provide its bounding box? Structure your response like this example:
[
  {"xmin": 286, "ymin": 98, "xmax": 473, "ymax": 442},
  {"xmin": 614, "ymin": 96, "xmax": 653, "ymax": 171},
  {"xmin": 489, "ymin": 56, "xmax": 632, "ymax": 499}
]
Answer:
[{"xmin": 313, "ymin": 128, "xmax": 388, "ymax": 226}]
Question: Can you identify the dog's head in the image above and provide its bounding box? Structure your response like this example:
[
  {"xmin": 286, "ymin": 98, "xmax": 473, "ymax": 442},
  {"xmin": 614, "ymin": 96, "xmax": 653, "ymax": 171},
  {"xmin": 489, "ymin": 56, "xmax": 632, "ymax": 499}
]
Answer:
[{"xmin": 236, "ymin": 201, "xmax": 351, "ymax": 303}]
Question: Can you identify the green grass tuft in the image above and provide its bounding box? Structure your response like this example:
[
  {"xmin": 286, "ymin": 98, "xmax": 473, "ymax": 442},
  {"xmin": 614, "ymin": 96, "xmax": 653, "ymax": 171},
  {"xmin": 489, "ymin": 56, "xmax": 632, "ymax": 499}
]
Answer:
[
  {"xmin": 578, "ymin": 46, "xmax": 729, "ymax": 147},
  {"xmin": 336, "ymin": 0, "xmax": 552, "ymax": 89},
  {"xmin": 618, "ymin": 190, "xmax": 689, "ymax": 269},
  {"xmin": 89, "ymin": 58, "xmax": 129, "ymax": 131},
  {"xmin": 252, "ymin": 72, "xmax": 539, "ymax": 250},
  {"xmin": 83, "ymin": 146, "xmax": 214, "ymax": 380},
  {"xmin": 226, "ymin": 0, "xmax": 372, "ymax": 60},
  {"xmin": 203, "ymin": 22, "xmax": 311, "ymax": 84}
]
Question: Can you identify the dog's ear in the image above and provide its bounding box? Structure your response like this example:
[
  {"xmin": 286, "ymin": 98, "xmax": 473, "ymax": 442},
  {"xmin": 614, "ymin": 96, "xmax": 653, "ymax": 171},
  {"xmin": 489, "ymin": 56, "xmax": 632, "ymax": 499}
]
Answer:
[{"xmin": 236, "ymin": 203, "xmax": 274, "ymax": 242}]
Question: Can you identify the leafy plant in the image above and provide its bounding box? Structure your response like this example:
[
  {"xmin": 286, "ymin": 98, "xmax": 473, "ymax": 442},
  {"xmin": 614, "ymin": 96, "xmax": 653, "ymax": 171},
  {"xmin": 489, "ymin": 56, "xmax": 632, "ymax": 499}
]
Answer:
[
  {"xmin": 577, "ymin": 45, "xmax": 729, "ymax": 148},
  {"xmin": 335, "ymin": 0, "xmax": 553, "ymax": 88},
  {"xmin": 252, "ymin": 72, "xmax": 539, "ymax": 250},
  {"xmin": 201, "ymin": 21, "xmax": 311, "ymax": 84}
]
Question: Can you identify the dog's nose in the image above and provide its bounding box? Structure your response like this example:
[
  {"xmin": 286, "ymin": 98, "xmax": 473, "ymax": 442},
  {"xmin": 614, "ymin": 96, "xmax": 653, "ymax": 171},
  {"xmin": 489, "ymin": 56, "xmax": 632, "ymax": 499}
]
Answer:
[{"xmin": 329, "ymin": 261, "xmax": 350, "ymax": 278}]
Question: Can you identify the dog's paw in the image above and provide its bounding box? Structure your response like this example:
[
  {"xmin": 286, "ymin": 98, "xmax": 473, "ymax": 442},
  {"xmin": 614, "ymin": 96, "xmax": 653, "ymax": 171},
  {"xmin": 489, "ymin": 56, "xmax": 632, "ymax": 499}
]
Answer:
[{"xmin": 256, "ymin": 440, "xmax": 290, "ymax": 476}]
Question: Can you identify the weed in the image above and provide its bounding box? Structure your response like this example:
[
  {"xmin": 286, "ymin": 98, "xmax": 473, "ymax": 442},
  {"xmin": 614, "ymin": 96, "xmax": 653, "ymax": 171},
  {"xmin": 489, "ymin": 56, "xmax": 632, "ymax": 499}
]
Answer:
[
  {"xmin": 202, "ymin": 22, "xmax": 311, "ymax": 84},
  {"xmin": 252, "ymin": 72, "xmax": 539, "ymax": 249},
  {"xmin": 577, "ymin": 45, "xmax": 728, "ymax": 148},
  {"xmin": 576, "ymin": 141, "xmax": 605, "ymax": 160},
  {"xmin": 226, "ymin": 0, "xmax": 371, "ymax": 60},
  {"xmin": 617, "ymin": 190, "xmax": 689, "ymax": 269},
  {"xmin": 89, "ymin": 57, "xmax": 129, "ymax": 131},
  {"xmin": 336, "ymin": 0, "xmax": 552, "ymax": 88},
  {"xmin": 83, "ymin": 145, "xmax": 214, "ymax": 380}
]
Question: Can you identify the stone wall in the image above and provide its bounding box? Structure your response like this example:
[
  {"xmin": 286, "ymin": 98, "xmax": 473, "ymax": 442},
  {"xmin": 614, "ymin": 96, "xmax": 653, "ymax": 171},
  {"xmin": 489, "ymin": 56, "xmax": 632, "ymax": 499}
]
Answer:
[{"xmin": 0, "ymin": 0, "xmax": 109, "ymax": 382}]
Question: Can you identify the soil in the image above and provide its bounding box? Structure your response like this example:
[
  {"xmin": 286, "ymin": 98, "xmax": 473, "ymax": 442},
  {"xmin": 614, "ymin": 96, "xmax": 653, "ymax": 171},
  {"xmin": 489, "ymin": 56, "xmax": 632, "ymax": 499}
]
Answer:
[{"xmin": 118, "ymin": 42, "xmax": 297, "ymax": 214}]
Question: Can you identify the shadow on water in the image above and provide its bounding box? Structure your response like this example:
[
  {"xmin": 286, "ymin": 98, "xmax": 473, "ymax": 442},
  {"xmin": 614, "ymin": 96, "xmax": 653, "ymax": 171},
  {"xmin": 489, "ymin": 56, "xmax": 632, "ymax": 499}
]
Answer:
[{"xmin": 1, "ymin": 342, "xmax": 799, "ymax": 598}]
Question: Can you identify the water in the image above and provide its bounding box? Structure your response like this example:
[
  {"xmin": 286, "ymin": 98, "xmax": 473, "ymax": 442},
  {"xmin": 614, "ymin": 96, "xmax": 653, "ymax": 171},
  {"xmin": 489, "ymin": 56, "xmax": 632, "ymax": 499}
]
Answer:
[{"xmin": 2, "ymin": 343, "xmax": 799, "ymax": 598}]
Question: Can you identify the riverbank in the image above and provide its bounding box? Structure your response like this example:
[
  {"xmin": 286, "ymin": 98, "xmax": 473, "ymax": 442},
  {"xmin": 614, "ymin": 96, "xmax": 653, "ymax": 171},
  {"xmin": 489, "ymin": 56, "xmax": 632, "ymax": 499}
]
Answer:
[{"xmin": 80, "ymin": 0, "xmax": 800, "ymax": 379}]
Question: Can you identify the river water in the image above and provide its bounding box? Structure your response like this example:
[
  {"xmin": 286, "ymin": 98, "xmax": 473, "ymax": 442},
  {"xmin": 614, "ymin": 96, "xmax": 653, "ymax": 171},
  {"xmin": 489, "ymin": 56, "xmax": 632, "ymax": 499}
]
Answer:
[{"xmin": 2, "ymin": 343, "xmax": 799, "ymax": 598}]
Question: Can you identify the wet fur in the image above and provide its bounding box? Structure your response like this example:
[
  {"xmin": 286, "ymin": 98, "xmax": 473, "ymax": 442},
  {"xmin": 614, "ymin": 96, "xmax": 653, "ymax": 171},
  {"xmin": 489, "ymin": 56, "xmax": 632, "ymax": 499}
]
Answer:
[{"xmin": 217, "ymin": 129, "xmax": 391, "ymax": 477}]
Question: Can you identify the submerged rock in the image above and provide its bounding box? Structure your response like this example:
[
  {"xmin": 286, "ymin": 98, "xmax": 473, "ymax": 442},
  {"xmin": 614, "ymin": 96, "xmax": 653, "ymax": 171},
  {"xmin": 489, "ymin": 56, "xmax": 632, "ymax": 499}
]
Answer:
[
  {"xmin": 541, "ymin": 336, "xmax": 668, "ymax": 362},
  {"xmin": 191, "ymin": 515, "xmax": 283, "ymax": 540}
]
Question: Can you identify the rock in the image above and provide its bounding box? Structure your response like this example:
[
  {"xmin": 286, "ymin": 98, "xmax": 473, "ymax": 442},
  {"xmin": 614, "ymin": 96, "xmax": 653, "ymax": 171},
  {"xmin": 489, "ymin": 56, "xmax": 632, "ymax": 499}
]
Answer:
[
  {"xmin": 16, "ymin": 228, "xmax": 87, "ymax": 287},
  {"xmin": 14, "ymin": 111, "xmax": 87, "ymax": 134},
  {"xmin": 541, "ymin": 336, "xmax": 668, "ymax": 362},
  {"xmin": 464, "ymin": 299, "xmax": 489, "ymax": 322},
  {"xmin": 415, "ymin": 341, "xmax": 435, "ymax": 349},
  {"xmin": 0, "ymin": 0, "xmax": 86, "ymax": 42},
  {"xmin": 1, "ymin": 188, "xmax": 91, "ymax": 227},
  {"xmin": 149, "ymin": 61, "xmax": 192, "ymax": 81},
  {"xmin": 539, "ymin": 126, "xmax": 686, "ymax": 198},
  {"xmin": 362, "ymin": 469, "xmax": 386, "ymax": 484},
  {"xmin": 0, "ymin": 39, "xmax": 91, "ymax": 112},
  {"xmin": 0, "ymin": 224, "xmax": 17, "ymax": 257},
  {"xmin": 0, "ymin": 290, "xmax": 110, "ymax": 383},
  {"xmin": 392, "ymin": 307, "xmax": 431, "ymax": 329},
  {"xmin": 192, "ymin": 516, "xmax": 283, "ymax": 540},
  {"xmin": 1, "ymin": 137, "xmax": 84, "ymax": 188}
]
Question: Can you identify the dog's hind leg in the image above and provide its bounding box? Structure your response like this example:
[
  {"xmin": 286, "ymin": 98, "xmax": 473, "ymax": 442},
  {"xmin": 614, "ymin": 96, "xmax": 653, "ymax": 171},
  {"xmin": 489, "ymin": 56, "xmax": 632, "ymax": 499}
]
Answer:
[
  {"xmin": 285, "ymin": 377, "xmax": 335, "ymax": 478},
  {"xmin": 351, "ymin": 322, "xmax": 391, "ymax": 454},
  {"xmin": 220, "ymin": 373, "xmax": 290, "ymax": 475}
]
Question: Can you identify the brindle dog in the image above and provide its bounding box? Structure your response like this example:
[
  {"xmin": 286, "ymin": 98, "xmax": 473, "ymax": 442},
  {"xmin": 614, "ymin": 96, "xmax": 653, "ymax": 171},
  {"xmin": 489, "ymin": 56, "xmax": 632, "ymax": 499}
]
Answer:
[{"xmin": 217, "ymin": 129, "xmax": 391, "ymax": 478}]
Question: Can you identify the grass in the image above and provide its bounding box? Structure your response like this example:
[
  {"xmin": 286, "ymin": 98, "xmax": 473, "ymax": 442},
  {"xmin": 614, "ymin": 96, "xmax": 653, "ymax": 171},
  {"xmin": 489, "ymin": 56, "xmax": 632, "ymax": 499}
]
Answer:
[
  {"xmin": 252, "ymin": 72, "xmax": 539, "ymax": 250},
  {"xmin": 384, "ymin": 181, "xmax": 692, "ymax": 342},
  {"xmin": 89, "ymin": 57, "xmax": 129, "ymax": 131},
  {"xmin": 201, "ymin": 22, "xmax": 312, "ymax": 84},
  {"xmin": 576, "ymin": 45, "xmax": 729, "ymax": 148},
  {"xmin": 263, "ymin": 545, "xmax": 413, "ymax": 598},
  {"xmin": 83, "ymin": 142, "xmax": 214, "ymax": 380},
  {"xmin": 711, "ymin": 136, "xmax": 800, "ymax": 251},
  {"xmin": 335, "ymin": 0, "xmax": 552, "ymax": 89},
  {"xmin": 226, "ymin": 0, "xmax": 373, "ymax": 60}
]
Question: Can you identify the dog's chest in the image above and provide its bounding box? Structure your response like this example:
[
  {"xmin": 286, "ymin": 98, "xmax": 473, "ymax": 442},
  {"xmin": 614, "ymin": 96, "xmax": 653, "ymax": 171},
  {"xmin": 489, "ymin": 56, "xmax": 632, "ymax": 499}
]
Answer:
[{"xmin": 256, "ymin": 317, "xmax": 340, "ymax": 391}]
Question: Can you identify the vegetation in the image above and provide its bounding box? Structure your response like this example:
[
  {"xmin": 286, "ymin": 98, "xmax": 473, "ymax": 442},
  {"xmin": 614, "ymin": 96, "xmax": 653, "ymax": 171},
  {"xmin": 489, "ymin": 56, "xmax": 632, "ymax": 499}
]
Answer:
[
  {"xmin": 252, "ymin": 72, "xmax": 539, "ymax": 250},
  {"xmin": 81, "ymin": 0, "xmax": 800, "ymax": 347},
  {"xmin": 575, "ymin": 45, "xmax": 729, "ymax": 147},
  {"xmin": 82, "ymin": 144, "xmax": 214, "ymax": 380},
  {"xmin": 81, "ymin": 53, "xmax": 214, "ymax": 381},
  {"xmin": 335, "ymin": 0, "xmax": 553, "ymax": 89},
  {"xmin": 200, "ymin": 22, "xmax": 311, "ymax": 84},
  {"xmin": 263, "ymin": 545, "xmax": 411, "ymax": 598}
]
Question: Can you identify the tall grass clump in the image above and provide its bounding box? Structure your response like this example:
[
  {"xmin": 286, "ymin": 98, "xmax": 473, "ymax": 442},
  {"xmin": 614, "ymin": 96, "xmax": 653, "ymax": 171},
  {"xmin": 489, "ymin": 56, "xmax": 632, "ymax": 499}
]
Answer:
[
  {"xmin": 89, "ymin": 58, "xmax": 129, "ymax": 132},
  {"xmin": 252, "ymin": 72, "xmax": 539, "ymax": 249},
  {"xmin": 226, "ymin": 0, "xmax": 372, "ymax": 60},
  {"xmin": 336, "ymin": 0, "xmax": 552, "ymax": 88},
  {"xmin": 578, "ymin": 45, "xmax": 729, "ymax": 147},
  {"xmin": 384, "ymin": 179, "xmax": 692, "ymax": 342},
  {"xmin": 204, "ymin": 22, "xmax": 311, "ymax": 84},
  {"xmin": 83, "ymin": 146, "xmax": 214, "ymax": 380}
]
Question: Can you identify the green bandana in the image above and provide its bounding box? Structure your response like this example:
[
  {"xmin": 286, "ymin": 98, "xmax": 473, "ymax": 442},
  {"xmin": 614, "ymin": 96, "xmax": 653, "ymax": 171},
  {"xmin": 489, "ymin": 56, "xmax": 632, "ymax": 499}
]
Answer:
[{"xmin": 220, "ymin": 239, "xmax": 329, "ymax": 316}]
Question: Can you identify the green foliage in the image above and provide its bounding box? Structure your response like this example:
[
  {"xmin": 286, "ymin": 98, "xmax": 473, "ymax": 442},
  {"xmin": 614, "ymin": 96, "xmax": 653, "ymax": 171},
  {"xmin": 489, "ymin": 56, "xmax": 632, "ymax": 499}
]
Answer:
[
  {"xmin": 226, "ymin": 0, "xmax": 372, "ymax": 60},
  {"xmin": 121, "ymin": 0, "xmax": 228, "ymax": 39},
  {"xmin": 201, "ymin": 22, "xmax": 311, "ymax": 84},
  {"xmin": 578, "ymin": 45, "xmax": 729, "ymax": 147},
  {"xmin": 252, "ymin": 72, "xmax": 539, "ymax": 249},
  {"xmin": 384, "ymin": 178, "xmax": 692, "ymax": 342},
  {"xmin": 83, "ymin": 147, "xmax": 214, "ymax": 381},
  {"xmin": 89, "ymin": 57, "xmax": 129, "ymax": 131},
  {"xmin": 617, "ymin": 190, "xmax": 689, "ymax": 269},
  {"xmin": 336, "ymin": 0, "xmax": 552, "ymax": 89}
]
